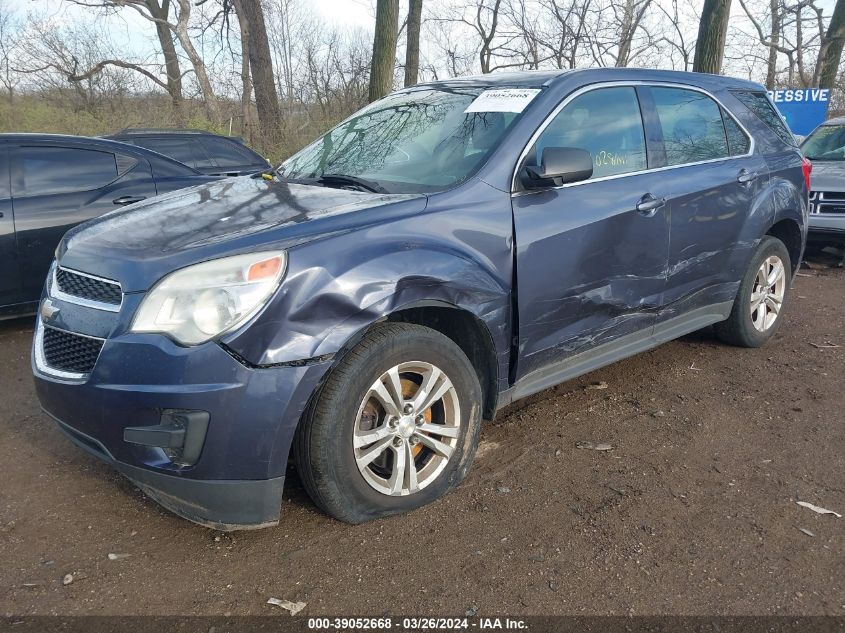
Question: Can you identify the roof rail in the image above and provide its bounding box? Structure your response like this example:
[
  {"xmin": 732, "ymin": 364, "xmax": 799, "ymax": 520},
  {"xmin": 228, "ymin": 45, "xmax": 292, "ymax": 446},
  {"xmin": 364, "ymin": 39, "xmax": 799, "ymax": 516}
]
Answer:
[{"xmin": 115, "ymin": 128, "xmax": 216, "ymax": 135}]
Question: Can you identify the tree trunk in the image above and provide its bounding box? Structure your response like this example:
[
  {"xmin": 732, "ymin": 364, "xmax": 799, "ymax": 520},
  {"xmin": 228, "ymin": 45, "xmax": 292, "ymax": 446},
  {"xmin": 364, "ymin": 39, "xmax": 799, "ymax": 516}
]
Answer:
[
  {"xmin": 144, "ymin": 0, "xmax": 184, "ymax": 122},
  {"xmin": 232, "ymin": 0, "xmax": 255, "ymax": 145},
  {"xmin": 403, "ymin": 0, "xmax": 422, "ymax": 87},
  {"xmin": 693, "ymin": 0, "xmax": 732, "ymax": 74},
  {"xmin": 235, "ymin": 0, "xmax": 281, "ymax": 144},
  {"xmin": 765, "ymin": 0, "xmax": 779, "ymax": 89},
  {"xmin": 818, "ymin": 0, "xmax": 845, "ymax": 90},
  {"xmin": 173, "ymin": 0, "xmax": 220, "ymax": 122},
  {"xmin": 368, "ymin": 0, "xmax": 399, "ymax": 102}
]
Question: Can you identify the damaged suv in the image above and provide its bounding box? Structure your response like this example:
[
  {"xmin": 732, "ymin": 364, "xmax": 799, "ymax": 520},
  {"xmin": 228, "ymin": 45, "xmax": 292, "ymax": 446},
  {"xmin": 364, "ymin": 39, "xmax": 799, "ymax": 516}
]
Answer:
[{"xmin": 33, "ymin": 69, "xmax": 808, "ymax": 530}]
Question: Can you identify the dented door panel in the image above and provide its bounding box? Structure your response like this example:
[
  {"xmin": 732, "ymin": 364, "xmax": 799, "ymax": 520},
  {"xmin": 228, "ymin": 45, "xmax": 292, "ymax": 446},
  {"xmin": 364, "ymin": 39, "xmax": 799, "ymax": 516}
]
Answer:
[{"xmin": 512, "ymin": 172, "xmax": 670, "ymax": 380}]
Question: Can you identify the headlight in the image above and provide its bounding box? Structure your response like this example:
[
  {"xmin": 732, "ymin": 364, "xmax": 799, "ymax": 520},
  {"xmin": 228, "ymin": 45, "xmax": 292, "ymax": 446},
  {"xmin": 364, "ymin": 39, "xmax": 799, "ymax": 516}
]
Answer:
[{"xmin": 131, "ymin": 251, "xmax": 287, "ymax": 345}]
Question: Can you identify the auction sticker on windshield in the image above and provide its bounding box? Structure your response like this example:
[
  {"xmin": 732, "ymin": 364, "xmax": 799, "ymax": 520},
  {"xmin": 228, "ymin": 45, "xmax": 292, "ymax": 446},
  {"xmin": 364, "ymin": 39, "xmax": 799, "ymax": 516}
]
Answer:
[{"xmin": 464, "ymin": 88, "xmax": 541, "ymax": 113}]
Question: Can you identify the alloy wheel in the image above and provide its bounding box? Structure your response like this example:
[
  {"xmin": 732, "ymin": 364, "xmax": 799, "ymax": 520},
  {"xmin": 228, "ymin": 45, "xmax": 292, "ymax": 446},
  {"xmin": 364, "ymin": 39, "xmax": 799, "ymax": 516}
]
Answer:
[
  {"xmin": 353, "ymin": 361, "xmax": 460, "ymax": 496},
  {"xmin": 750, "ymin": 255, "xmax": 786, "ymax": 332}
]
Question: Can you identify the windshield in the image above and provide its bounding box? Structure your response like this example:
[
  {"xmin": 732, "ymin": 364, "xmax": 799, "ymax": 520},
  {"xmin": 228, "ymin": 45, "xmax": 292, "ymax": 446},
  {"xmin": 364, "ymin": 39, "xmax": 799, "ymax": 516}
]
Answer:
[
  {"xmin": 278, "ymin": 88, "xmax": 528, "ymax": 193},
  {"xmin": 801, "ymin": 124, "xmax": 845, "ymax": 161}
]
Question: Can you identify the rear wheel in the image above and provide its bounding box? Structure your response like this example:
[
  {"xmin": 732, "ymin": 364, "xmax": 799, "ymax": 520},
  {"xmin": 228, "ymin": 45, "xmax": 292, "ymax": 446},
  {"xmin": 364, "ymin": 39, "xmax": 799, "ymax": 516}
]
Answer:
[
  {"xmin": 715, "ymin": 236, "xmax": 791, "ymax": 347},
  {"xmin": 294, "ymin": 322, "xmax": 482, "ymax": 523}
]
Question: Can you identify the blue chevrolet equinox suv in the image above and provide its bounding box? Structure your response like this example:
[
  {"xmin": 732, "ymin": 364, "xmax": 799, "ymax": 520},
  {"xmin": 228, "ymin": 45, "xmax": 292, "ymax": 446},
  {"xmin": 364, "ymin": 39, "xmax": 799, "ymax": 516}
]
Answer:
[{"xmin": 33, "ymin": 69, "xmax": 809, "ymax": 530}]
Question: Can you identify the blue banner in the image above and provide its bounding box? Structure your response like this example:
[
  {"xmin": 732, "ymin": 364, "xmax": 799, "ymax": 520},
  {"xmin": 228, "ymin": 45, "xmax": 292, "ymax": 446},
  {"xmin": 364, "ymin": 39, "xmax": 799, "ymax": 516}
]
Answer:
[{"xmin": 767, "ymin": 88, "xmax": 831, "ymax": 136}]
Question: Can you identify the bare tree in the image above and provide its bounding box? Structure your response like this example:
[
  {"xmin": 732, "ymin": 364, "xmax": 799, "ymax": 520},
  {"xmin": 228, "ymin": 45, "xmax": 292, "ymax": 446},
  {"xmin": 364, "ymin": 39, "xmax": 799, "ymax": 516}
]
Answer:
[
  {"xmin": 0, "ymin": 1, "xmax": 20, "ymax": 102},
  {"xmin": 404, "ymin": 0, "xmax": 423, "ymax": 86},
  {"xmin": 613, "ymin": 0, "xmax": 653, "ymax": 67},
  {"xmin": 694, "ymin": 0, "xmax": 732, "ymax": 73},
  {"xmin": 817, "ymin": 0, "xmax": 845, "ymax": 89},
  {"xmin": 233, "ymin": 0, "xmax": 281, "ymax": 142},
  {"xmin": 369, "ymin": 0, "xmax": 399, "ymax": 102},
  {"xmin": 69, "ymin": 0, "xmax": 220, "ymax": 121}
]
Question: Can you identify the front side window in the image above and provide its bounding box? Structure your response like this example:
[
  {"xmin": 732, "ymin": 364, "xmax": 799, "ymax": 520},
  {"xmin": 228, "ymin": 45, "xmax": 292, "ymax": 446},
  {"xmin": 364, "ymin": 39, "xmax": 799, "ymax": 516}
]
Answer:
[
  {"xmin": 801, "ymin": 124, "xmax": 845, "ymax": 161},
  {"xmin": 280, "ymin": 88, "xmax": 527, "ymax": 193},
  {"xmin": 17, "ymin": 147, "xmax": 118, "ymax": 197},
  {"xmin": 651, "ymin": 87, "xmax": 729, "ymax": 166},
  {"xmin": 531, "ymin": 86, "xmax": 647, "ymax": 180}
]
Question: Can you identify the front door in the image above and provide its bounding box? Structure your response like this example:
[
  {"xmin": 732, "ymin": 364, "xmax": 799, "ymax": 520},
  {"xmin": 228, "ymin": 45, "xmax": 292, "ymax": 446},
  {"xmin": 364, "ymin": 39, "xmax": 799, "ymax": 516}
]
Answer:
[{"xmin": 512, "ymin": 85, "xmax": 671, "ymax": 381}]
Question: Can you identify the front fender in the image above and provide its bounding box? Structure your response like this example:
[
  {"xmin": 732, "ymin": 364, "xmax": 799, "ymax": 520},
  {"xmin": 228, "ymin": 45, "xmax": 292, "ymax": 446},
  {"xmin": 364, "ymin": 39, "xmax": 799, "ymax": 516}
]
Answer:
[{"xmin": 221, "ymin": 181, "xmax": 515, "ymax": 367}]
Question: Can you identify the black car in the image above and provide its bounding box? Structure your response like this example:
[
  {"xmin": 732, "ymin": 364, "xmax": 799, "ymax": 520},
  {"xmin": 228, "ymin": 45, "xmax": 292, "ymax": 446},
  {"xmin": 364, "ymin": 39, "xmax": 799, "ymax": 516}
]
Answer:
[
  {"xmin": 0, "ymin": 134, "xmax": 217, "ymax": 317},
  {"xmin": 105, "ymin": 129, "xmax": 271, "ymax": 177}
]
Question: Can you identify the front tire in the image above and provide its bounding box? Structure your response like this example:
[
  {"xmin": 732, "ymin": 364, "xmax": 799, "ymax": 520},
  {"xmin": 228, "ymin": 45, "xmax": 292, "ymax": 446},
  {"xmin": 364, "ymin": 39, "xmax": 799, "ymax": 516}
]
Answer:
[
  {"xmin": 294, "ymin": 322, "xmax": 482, "ymax": 523},
  {"xmin": 715, "ymin": 236, "xmax": 791, "ymax": 348}
]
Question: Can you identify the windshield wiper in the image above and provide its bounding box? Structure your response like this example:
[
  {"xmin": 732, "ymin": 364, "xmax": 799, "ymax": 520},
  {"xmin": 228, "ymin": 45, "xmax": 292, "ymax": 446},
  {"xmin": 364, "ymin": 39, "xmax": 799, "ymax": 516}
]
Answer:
[{"xmin": 317, "ymin": 173, "xmax": 389, "ymax": 194}]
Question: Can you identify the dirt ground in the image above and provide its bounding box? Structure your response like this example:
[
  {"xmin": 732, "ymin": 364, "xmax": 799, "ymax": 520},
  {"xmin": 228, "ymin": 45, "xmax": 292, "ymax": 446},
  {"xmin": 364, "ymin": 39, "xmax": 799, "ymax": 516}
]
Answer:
[{"xmin": 1, "ymin": 256, "xmax": 843, "ymax": 618}]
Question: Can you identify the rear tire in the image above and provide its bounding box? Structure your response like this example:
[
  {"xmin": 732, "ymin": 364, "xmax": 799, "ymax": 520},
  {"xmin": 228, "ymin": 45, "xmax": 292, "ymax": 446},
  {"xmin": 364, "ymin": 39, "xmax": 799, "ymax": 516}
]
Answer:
[
  {"xmin": 294, "ymin": 322, "xmax": 482, "ymax": 523},
  {"xmin": 715, "ymin": 236, "xmax": 791, "ymax": 348}
]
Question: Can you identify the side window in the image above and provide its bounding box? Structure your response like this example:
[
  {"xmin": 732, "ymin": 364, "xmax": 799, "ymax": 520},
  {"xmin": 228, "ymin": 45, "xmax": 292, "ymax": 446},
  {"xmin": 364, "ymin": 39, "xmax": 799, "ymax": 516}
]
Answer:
[
  {"xmin": 651, "ymin": 87, "xmax": 729, "ymax": 165},
  {"xmin": 721, "ymin": 107, "xmax": 751, "ymax": 156},
  {"xmin": 200, "ymin": 138, "xmax": 259, "ymax": 167},
  {"xmin": 731, "ymin": 90, "xmax": 797, "ymax": 148},
  {"xmin": 135, "ymin": 138, "xmax": 212, "ymax": 169},
  {"xmin": 532, "ymin": 86, "xmax": 647, "ymax": 180},
  {"xmin": 16, "ymin": 147, "xmax": 118, "ymax": 197}
]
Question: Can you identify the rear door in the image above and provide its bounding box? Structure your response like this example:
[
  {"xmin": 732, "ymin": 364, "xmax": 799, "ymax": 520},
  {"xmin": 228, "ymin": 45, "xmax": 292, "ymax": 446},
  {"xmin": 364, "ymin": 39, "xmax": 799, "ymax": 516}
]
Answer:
[
  {"xmin": 11, "ymin": 143, "xmax": 156, "ymax": 301},
  {"xmin": 0, "ymin": 146, "xmax": 20, "ymax": 307},
  {"xmin": 512, "ymin": 85, "xmax": 671, "ymax": 379},
  {"xmin": 641, "ymin": 85, "xmax": 766, "ymax": 319}
]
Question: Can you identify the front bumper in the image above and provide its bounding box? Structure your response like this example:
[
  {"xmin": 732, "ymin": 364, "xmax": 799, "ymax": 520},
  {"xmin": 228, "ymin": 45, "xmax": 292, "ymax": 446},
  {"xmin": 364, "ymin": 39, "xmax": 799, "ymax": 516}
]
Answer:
[
  {"xmin": 33, "ymin": 318, "xmax": 331, "ymax": 530},
  {"xmin": 808, "ymin": 213, "xmax": 845, "ymax": 239}
]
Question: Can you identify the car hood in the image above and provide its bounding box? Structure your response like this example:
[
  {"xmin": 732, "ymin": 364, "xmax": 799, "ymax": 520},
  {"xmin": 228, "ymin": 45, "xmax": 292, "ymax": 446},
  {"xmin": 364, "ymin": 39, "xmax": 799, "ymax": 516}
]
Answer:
[
  {"xmin": 58, "ymin": 176, "xmax": 427, "ymax": 292},
  {"xmin": 809, "ymin": 160, "xmax": 845, "ymax": 192}
]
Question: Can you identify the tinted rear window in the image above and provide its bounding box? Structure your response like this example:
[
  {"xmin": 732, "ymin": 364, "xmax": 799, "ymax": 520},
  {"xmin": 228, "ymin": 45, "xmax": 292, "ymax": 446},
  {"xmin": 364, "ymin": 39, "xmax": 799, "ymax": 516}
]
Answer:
[
  {"xmin": 200, "ymin": 138, "xmax": 263, "ymax": 167},
  {"xmin": 17, "ymin": 146, "xmax": 118, "ymax": 196},
  {"xmin": 133, "ymin": 138, "xmax": 215, "ymax": 170},
  {"xmin": 732, "ymin": 90, "xmax": 797, "ymax": 148}
]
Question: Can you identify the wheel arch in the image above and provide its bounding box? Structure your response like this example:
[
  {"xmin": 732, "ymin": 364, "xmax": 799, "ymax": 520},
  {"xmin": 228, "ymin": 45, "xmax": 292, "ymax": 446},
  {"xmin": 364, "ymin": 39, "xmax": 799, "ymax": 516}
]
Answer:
[
  {"xmin": 320, "ymin": 300, "xmax": 501, "ymax": 422},
  {"xmin": 766, "ymin": 217, "xmax": 804, "ymax": 274}
]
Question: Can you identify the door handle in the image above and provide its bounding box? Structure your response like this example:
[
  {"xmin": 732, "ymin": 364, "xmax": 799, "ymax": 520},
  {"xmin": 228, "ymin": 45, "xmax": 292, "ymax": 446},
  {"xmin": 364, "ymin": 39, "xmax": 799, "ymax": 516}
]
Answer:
[
  {"xmin": 113, "ymin": 195, "xmax": 146, "ymax": 205},
  {"xmin": 737, "ymin": 169, "xmax": 757, "ymax": 185},
  {"xmin": 636, "ymin": 193, "xmax": 666, "ymax": 217}
]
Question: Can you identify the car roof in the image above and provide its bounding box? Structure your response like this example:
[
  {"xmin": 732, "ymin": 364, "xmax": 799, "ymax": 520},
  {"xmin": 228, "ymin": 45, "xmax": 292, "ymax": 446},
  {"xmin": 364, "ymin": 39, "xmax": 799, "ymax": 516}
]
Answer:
[
  {"xmin": 821, "ymin": 116, "xmax": 845, "ymax": 125},
  {"xmin": 410, "ymin": 67, "xmax": 765, "ymax": 92},
  {"xmin": 0, "ymin": 132, "xmax": 164, "ymax": 150},
  {"xmin": 0, "ymin": 133, "xmax": 204, "ymax": 173},
  {"xmin": 108, "ymin": 128, "xmax": 246, "ymax": 141}
]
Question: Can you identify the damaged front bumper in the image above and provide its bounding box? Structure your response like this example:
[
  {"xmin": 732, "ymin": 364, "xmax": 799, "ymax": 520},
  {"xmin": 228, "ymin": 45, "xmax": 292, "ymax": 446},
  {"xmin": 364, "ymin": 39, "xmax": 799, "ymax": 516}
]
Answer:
[{"xmin": 33, "ymin": 318, "xmax": 331, "ymax": 530}]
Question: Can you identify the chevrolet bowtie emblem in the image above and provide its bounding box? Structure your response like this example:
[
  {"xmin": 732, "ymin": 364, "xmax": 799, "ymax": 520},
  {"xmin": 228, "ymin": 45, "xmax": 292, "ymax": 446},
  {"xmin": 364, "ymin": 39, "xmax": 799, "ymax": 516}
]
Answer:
[{"xmin": 40, "ymin": 299, "xmax": 59, "ymax": 321}]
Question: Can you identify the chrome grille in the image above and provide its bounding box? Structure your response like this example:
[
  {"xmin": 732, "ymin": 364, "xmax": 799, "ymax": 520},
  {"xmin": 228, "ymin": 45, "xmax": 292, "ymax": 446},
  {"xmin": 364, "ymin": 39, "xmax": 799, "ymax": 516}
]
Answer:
[
  {"xmin": 810, "ymin": 191, "xmax": 845, "ymax": 215},
  {"xmin": 41, "ymin": 325, "xmax": 104, "ymax": 374},
  {"xmin": 55, "ymin": 267, "xmax": 122, "ymax": 306}
]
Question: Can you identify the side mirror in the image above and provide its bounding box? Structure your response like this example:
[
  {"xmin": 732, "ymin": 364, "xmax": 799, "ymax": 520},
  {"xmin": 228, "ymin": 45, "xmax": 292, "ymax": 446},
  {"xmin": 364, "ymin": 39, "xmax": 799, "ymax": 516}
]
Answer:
[{"xmin": 522, "ymin": 147, "xmax": 593, "ymax": 188}]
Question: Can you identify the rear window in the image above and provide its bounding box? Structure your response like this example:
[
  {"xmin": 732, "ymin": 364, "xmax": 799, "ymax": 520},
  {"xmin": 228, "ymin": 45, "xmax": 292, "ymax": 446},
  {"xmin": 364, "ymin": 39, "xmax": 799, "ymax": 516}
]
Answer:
[
  {"xmin": 732, "ymin": 90, "xmax": 797, "ymax": 148},
  {"xmin": 134, "ymin": 138, "xmax": 215, "ymax": 170},
  {"xmin": 199, "ymin": 138, "xmax": 263, "ymax": 168},
  {"xmin": 17, "ymin": 146, "xmax": 118, "ymax": 196}
]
